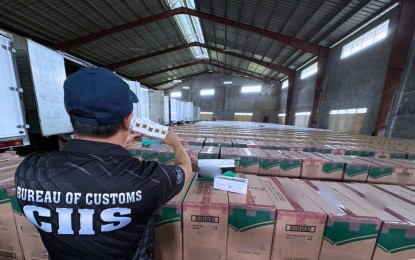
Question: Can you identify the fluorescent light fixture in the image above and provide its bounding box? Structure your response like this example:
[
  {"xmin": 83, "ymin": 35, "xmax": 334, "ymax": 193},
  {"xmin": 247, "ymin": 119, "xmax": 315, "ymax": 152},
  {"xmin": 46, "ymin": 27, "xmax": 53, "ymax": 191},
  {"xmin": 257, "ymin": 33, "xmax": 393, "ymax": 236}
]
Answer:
[
  {"xmin": 244, "ymin": 75, "xmax": 250, "ymax": 78},
  {"xmin": 295, "ymin": 112, "xmax": 311, "ymax": 116},
  {"xmin": 235, "ymin": 112, "xmax": 253, "ymax": 116},
  {"xmin": 223, "ymin": 81, "xmax": 232, "ymax": 85},
  {"xmin": 182, "ymin": 86, "xmax": 190, "ymax": 89},
  {"xmin": 200, "ymin": 112, "xmax": 213, "ymax": 115},
  {"xmin": 166, "ymin": 0, "xmax": 208, "ymax": 60},
  {"xmin": 278, "ymin": 113, "xmax": 286, "ymax": 117},
  {"xmin": 170, "ymin": 91, "xmax": 182, "ymax": 98},
  {"xmin": 241, "ymin": 85, "xmax": 261, "ymax": 93},
  {"xmin": 172, "ymin": 79, "xmax": 182, "ymax": 83},
  {"xmin": 208, "ymin": 70, "xmax": 213, "ymax": 73},
  {"xmin": 200, "ymin": 89, "xmax": 215, "ymax": 96},
  {"xmin": 281, "ymin": 80, "xmax": 289, "ymax": 89}
]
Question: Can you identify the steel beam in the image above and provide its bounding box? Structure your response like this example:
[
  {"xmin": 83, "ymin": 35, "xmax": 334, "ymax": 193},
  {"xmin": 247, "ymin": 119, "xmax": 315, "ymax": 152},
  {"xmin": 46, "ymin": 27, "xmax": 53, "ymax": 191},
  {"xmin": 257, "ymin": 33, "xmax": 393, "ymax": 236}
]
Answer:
[
  {"xmin": 108, "ymin": 42, "xmax": 294, "ymax": 75},
  {"xmin": 285, "ymin": 72, "xmax": 297, "ymax": 125},
  {"xmin": 310, "ymin": 48, "xmax": 330, "ymax": 128},
  {"xmin": 55, "ymin": 7, "xmax": 325, "ymax": 55},
  {"xmin": 375, "ymin": 0, "xmax": 415, "ymax": 136},
  {"xmin": 134, "ymin": 60, "xmax": 272, "ymax": 84},
  {"xmin": 150, "ymin": 71, "xmax": 211, "ymax": 89}
]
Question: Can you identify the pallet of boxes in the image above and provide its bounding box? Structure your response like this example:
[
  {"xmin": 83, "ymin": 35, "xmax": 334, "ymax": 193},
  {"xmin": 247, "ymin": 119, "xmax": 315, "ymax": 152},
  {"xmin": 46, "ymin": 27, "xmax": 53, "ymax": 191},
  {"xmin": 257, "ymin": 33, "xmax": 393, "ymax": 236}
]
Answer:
[{"xmin": 0, "ymin": 152, "xmax": 48, "ymax": 259}]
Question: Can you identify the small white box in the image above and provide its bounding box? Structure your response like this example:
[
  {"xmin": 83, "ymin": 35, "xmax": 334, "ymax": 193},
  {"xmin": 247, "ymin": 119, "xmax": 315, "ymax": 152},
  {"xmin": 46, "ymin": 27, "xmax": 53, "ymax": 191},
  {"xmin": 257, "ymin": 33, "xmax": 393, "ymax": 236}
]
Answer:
[
  {"xmin": 132, "ymin": 118, "xmax": 169, "ymax": 139},
  {"xmin": 213, "ymin": 175, "xmax": 249, "ymax": 194}
]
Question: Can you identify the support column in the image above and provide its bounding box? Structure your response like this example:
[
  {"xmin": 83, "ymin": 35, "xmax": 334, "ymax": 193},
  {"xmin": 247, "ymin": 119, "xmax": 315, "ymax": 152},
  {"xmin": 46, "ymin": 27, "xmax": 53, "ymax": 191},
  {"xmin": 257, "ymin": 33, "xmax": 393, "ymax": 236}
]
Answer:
[
  {"xmin": 310, "ymin": 46, "xmax": 330, "ymax": 128},
  {"xmin": 285, "ymin": 72, "xmax": 296, "ymax": 125},
  {"xmin": 375, "ymin": 0, "xmax": 415, "ymax": 136}
]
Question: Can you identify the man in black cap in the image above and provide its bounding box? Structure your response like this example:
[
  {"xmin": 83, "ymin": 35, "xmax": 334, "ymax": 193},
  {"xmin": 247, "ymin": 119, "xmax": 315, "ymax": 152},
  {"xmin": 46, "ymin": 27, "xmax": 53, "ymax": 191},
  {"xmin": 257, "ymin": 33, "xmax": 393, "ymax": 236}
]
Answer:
[{"xmin": 15, "ymin": 67, "xmax": 192, "ymax": 259}]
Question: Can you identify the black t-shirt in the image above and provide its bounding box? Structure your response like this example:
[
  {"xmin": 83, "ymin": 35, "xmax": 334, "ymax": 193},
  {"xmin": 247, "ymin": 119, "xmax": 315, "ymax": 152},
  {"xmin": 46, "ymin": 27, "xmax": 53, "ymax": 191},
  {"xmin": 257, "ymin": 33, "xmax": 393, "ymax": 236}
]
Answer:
[{"xmin": 15, "ymin": 139, "xmax": 185, "ymax": 260}]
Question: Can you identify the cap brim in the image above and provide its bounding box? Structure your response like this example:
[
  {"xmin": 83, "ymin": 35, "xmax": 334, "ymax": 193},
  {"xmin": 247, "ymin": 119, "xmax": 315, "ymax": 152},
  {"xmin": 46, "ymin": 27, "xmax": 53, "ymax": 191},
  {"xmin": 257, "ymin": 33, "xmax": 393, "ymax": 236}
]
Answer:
[{"xmin": 129, "ymin": 90, "xmax": 139, "ymax": 103}]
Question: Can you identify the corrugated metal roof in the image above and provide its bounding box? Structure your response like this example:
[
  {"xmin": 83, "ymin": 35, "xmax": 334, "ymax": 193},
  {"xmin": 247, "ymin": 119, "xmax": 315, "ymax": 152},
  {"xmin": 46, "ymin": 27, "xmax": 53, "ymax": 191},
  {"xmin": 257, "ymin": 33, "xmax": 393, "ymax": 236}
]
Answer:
[{"xmin": 0, "ymin": 0, "xmax": 393, "ymax": 89}]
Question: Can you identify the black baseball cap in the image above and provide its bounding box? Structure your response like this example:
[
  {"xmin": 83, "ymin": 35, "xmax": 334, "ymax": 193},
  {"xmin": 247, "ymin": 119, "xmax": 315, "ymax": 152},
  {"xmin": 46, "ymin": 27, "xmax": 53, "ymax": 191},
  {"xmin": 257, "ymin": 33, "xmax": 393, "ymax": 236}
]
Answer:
[{"xmin": 64, "ymin": 67, "xmax": 138, "ymax": 126}]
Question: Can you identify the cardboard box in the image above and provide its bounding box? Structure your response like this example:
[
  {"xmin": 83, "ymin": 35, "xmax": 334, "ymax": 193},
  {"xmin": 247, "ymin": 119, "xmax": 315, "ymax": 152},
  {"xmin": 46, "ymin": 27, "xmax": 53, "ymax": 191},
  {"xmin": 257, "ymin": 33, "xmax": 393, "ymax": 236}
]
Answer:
[
  {"xmin": 239, "ymin": 149, "xmax": 267, "ymax": 174},
  {"xmin": 258, "ymin": 150, "xmax": 283, "ymax": 177},
  {"xmin": 12, "ymin": 196, "xmax": 49, "ymax": 260},
  {"xmin": 298, "ymin": 152, "xmax": 345, "ymax": 180},
  {"xmin": 340, "ymin": 183, "xmax": 415, "ymax": 260},
  {"xmin": 0, "ymin": 189, "xmax": 24, "ymax": 260},
  {"xmin": 140, "ymin": 147, "xmax": 159, "ymax": 161},
  {"xmin": 279, "ymin": 151, "xmax": 303, "ymax": 178},
  {"xmin": 158, "ymin": 146, "xmax": 175, "ymax": 166},
  {"xmin": 220, "ymin": 147, "xmax": 240, "ymax": 172},
  {"xmin": 155, "ymin": 175, "xmax": 195, "ymax": 260},
  {"xmin": 184, "ymin": 145, "xmax": 202, "ymax": 172},
  {"xmin": 340, "ymin": 156, "xmax": 371, "ymax": 182},
  {"xmin": 227, "ymin": 180, "xmax": 276, "ymax": 260},
  {"xmin": 360, "ymin": 157, "xmax": 415, "ymax": 185},
  {"xmin": 198, "ymin": 146, "xmax": 220, "ymax": 159},
  {"xmin": 182, "ymin": 180, "xmax": 228, "ymax": 260},
  {"xmin": 292, "ymin": 179, "xmax": 382, "ymax": 260},
  {"xmin": 260, "ymin": 177, "xmax": 326, "ymax": 260},
  {"xmin": 188, "ymin": 138, "xmax": 205, "ymax": 146}
]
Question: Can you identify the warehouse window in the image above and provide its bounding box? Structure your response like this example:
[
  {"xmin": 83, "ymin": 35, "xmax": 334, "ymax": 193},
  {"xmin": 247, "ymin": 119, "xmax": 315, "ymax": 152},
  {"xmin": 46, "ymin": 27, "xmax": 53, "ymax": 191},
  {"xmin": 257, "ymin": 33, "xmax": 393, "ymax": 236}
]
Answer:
[
  {"xmin": 234, "ymin": 112, "xmax": 253, "ymax": 122},
  {"xmin": 278, "ymin": 113, "xmax": 286, "ymax": 117},
  {"xmin": 200, "ymin": 111, "xmax": 213, "ymax": 121},
  {"xmin": 241, "ymin": 85, "xmax": 261, "ymax": 93},
  {"xmin": 341, "ymin": 20, "xmax": 389, "ymax": 59},
  {"xmin": 329, "ymin": 108, "xmax": 367, "ymax": 115},
  {"xmin": 170, "ymin": 91, "xmax": 182, "ymax": 98},
  {"xmin": 328, "ymin": 108, "xmax": 368, "ymax": 134},
  {"xmin": 295, "ymin": 112, "xmax": 311, "ymax": 116},
  {"xmin": 281, "ymin": 80, "xmax": 288, "ymax": 89},
  {"xmin": 200, "ymin": 89, "xmax": 215, "ymax": 96},
  {"xmin": 300, "ymin": 63, "xmax": 318, "ymax": 79}
]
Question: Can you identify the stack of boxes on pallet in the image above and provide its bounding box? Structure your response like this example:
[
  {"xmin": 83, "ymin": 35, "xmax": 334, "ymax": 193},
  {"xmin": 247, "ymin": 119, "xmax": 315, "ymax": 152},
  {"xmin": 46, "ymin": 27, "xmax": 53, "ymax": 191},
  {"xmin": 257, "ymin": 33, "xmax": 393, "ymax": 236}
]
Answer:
[
  {"xmin": 0, "ymin": 152, "xmax": 48, "ymax": 259},
  {"xmin": 154, "ymin": 176, "xmax": 414, "ymax": 259}
]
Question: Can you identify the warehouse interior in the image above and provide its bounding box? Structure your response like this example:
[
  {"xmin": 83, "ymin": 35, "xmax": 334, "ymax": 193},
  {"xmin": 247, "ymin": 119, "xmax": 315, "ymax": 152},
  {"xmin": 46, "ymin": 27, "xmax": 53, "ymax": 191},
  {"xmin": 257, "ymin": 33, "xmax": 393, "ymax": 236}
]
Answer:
[{"xmin": 1, "ymin": 0, "xmax": 415, "ymax": 260}]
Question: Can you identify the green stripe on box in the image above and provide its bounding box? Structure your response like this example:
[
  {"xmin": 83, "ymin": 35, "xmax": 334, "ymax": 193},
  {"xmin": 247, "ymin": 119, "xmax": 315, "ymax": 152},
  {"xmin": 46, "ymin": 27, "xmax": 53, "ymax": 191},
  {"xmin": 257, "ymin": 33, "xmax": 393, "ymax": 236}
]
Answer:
[
  {"xmin": 322, "ymin": 163, "xmax": 344, "ymax": 175},
  {"xmin": 368, "ymin": 167, "xmax": 393, "ymax": 179},
  {"xmin": 259, "ymin": 159, "xmax": 280, "ymax": 170},
  {"xmin": 359, "ymin": 151, "xmax": 375, "ymax": 157},
  {"xmin": 389, "ymin": 153, "xmax": 406, "ymax": 159},
  {"xmin": 0, "ymin": 190, "xmax": 10, "ymax": 205},
  {"xmin": 316, "ymin": 148, "xmax": 332, "ymax": 154},
  {"xmin": 199, "ymin": 154, "xmax": 218, "ymax": 159},
  {"xmin": 377, "ymin": 227, "xmax": 415, "ymax": 253},
  {"xmin": 158, "ymin": 153, "xmax": 175, "ymax": 164},
  {"xmin": 142, "ymin": 150, "xmax": 158, "ymax": 161},
  {"xmin": 324, "ymin": 221, "xmax": 379, "ymax": 246},
  {"xmin": 240, "ymin": 157, "xmax": 258, "ymax": 167},
  {"xmin": 280, "ymin": 160, "xmax": 302, "ymax": 171},
  {"xmin": 303, "ymin": 148, "xmax": 317, "ymax": 152},
  {"xmin": 155, "ymin": 207, "xmax": 181, "ymax": 227},
  {"xmin": 345, "ymin": 165, "xmax": 369, "ymax": 177},
  {"xmin": 10, "ymin": 195, "xmax": 23, "ymax": 215},
  {"xmin": 229, "ymin": 208, "xmax": 274, "ymax": 232}
]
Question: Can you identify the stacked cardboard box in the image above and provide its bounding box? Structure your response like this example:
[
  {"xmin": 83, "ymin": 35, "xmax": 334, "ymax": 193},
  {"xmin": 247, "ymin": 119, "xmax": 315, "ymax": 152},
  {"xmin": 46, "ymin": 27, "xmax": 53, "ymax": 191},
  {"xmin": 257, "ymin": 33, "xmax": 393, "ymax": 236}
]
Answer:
[
  {"xmin": 339, "ymin": 156, "xmax": 371, "ymax": 182},
  {"xmin": 340, "ymin": 183, "xmax": 415, "ymax": 259},
  {"xmin": 295, "ymin": 152, "xmax": 345, "ymax": 180},
  {"xmin": 260, "ymin": 177, "xmax": 327, "ymax": 260},
  {"xmin": 292, "ymin": 179, "xmax": 382, "ymax": 260},
  {"xmin": 155, "ymin": 174, "xmax": 195, "ymax": 260},
  {"xmin": 220, "ymin": 147, "xmax": 240, "ymax": 172},
  {"xmin": 182, "ymin": 180, "xmax": 228, "ymax": 260},
  {"xmin": 184, "ymin": 146, "xmax": 203, "ymax": 172},
  {"xmin": 360, "ymin": 157, "xmax": 415, "ymax": 185},
  {"xmin": 227, "ymin": 175, "xmax": 276, "ymax": 259},
  {"xmin": 0, "ymin": 153, "xmax": 48, "ymax": 259},
  {"xmin": 198, "ymin": 146, "xmax": 220, "ymax": 159},
  {"xmin": 238, "ymin": 149, "xmax": 267, "ymax": 174}
]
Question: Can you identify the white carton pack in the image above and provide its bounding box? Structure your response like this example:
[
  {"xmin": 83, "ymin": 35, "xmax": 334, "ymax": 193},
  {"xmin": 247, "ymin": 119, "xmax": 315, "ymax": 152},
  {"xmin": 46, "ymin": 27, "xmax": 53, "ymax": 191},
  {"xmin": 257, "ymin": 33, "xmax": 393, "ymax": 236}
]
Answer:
[
  {"xmin": 213, "ymin": 175, "xmax": 248, "ymax": 194},
  {"xmin": 132, "ymin": 118, "xmax": 169, "ymax": 139}
]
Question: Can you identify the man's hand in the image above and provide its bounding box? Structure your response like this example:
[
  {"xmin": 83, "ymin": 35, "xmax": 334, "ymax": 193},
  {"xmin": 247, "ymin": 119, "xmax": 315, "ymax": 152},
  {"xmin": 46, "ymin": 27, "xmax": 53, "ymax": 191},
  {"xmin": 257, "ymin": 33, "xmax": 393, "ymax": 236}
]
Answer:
[
  {"xmin": 124, "ymin": 131, "xmax": 142, "ymax": 148},
  {"xmin": 163, "ymin": 127, "xmax": 180, "ymax": 147}
]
